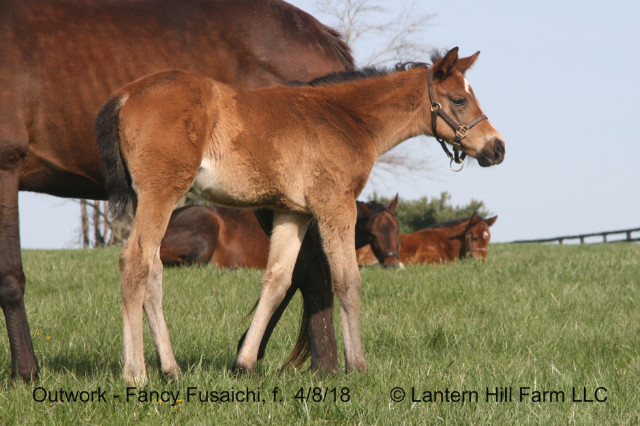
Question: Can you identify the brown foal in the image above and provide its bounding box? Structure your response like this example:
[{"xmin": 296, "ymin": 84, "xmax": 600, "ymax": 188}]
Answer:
[{"xmin": 96, "ymin": 47, "xmax": 505, "ymax": 384}]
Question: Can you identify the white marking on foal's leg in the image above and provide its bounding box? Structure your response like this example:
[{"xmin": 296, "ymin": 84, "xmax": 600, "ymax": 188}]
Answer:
[
  {"xmin": 120, "ymin": 235, "xmax": 150, "ymax": 386},
  {"xmin": 144, "ymin": 250, "xmax": 181, "ymax": 380},
  {"xmin": 120, "ymin": 196, "xmax": 181, "ymax": 385},
  {"xmin": 234, "ymin": 211, "xmax": 311, "ymax": 372}
]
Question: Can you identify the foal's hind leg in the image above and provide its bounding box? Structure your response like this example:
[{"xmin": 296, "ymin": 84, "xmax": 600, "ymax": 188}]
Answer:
[
  {"xmin": 144, "ymin": 251, "xmax": 181, "ymax": 380},
  {"xmin": 233, "ymin": 211, "xmax": 311, "ymax": 372},
  {"xmin": 120, "ymin": 195, "xmax": 181, "ymax": 385},
  {"xmin": 315, "ymin": 203, "xmax": 367, "ymax": 372}
]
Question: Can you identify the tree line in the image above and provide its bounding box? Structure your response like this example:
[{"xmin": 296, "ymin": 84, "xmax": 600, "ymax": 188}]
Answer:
[
  {"xmin": 78, "ymin": 191, "xmax": 491, "ymax": 248},
  {"xmin": 370, "ymin": 192, "xmax": 491, "ymax": 234}
]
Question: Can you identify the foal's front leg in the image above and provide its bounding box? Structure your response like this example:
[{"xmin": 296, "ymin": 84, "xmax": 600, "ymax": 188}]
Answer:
[
  {"xmin": 316, "ymin": 205, "xmax": 367, "ymax": 372},
  {"xmin": 233, "ymin": 211, "xmax": 311, "ymax": 372}
]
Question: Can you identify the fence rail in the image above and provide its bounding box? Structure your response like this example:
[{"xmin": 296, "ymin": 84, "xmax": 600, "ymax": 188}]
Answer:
[{"xmin": 512, "ymin": 227, "xmax": 640, "ymax": 245}]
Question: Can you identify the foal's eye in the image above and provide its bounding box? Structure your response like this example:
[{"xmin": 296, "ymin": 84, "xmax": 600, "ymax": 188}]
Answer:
[{"xmin": 450, "ymin": 97, "xmax": 466, "ymax": 107}]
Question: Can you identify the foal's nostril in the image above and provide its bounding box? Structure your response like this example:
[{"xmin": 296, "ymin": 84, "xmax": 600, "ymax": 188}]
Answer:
[{"xmin": 493, "ymin": 138, "xmax": 505, "ymax": 160}]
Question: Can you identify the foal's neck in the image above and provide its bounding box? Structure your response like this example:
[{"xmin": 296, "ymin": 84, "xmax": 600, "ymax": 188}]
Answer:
[{"xmin": 329, "ymin": 67, "xmax": 430, "ymax": 156}]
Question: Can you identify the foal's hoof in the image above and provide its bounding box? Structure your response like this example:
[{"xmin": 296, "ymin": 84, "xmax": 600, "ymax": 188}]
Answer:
[
  {"xmin": 123, "ymin": 373, "xmax": 148, "ymax": 387},
  {"xmin": 231, "ymin": 361, "xmax": 257, "ymax": 377},
  {"xmin": 345, "ymin": 359, "xmax": 367, "ymax": 374},
  {"xmin": 161, "ymin": 366, "xmax": 182, "ymax": 382},
  {"xmin": 122, "ymin": 366, "xmax": 148, "ymax": 387}
]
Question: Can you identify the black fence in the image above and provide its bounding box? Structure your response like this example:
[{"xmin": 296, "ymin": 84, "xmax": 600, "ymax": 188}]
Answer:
[{"xmin": 512, "ymin": 227, "xmax": 640, "ymax": 245}]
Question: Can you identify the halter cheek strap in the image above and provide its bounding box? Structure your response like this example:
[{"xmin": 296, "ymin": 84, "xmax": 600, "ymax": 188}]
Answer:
[{"xmin": 426, "ymin": 67, "xmax": 488, "ymax": 172}]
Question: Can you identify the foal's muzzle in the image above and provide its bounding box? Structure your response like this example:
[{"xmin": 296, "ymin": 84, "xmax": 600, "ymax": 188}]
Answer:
[
  {"xmin": 476, "ymin": 138, "xmax": 505, "ymax": 167},
  {"xmin": 381, "ymin": 253, "xmax": 400, "ymax": 269}
]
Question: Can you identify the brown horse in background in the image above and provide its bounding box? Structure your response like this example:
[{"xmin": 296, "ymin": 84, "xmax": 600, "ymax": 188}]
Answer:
[
  {"xmin": 161, "ymin": 197, "xmax": 400, "ymax": 269},
  {"xmin": 358, "ymin": 213, "xmax": 497, "ymax": 266},
  {"xmin": 1, "ymin": 0, "xmax": 355, "ymax": 381},
  {"xmin": 160, "ymin": 206, "xmax": 269, "ymax": 268},
  {"xmin": 96, "ymin": 48, "xmax": 505, "ymax": 384}
]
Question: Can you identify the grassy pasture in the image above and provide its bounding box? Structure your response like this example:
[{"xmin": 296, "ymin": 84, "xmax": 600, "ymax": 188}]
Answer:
[{"xmin": 0, "ymin": 243, "xmax": 638, "ymax": 424}]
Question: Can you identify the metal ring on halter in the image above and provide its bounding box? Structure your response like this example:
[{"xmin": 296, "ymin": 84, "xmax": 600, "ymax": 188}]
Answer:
[{"xmin": 450, "ymin": 158, "xmax": 464, "ymax": 172}]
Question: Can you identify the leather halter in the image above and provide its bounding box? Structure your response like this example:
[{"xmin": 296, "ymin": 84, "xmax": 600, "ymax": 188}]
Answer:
[
  {"xmin": 382, "ymin": 251, "xmax": 400, "ymax": 260},
  {"xmin": 426, "ymin": 67, "xmax": 488, "ymax": 172}
]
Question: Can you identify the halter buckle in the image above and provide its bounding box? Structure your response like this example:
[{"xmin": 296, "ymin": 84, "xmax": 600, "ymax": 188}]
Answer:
[
  {"xmin": 455, "ymin": 125, "xmax": 469, "ymax": 139},
  {"xmin": 430, "ymin": 102, "xmax": 442, "ymax": 112}
]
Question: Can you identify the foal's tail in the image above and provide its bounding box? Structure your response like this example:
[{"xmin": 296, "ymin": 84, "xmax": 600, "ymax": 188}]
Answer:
[
  {"xmin": 95, "ymin": 94, "xmax": 135, "ymax": 218},
  {"xmin": 280, "ymin": 305, "xmax": 312, "ymax": 371}
]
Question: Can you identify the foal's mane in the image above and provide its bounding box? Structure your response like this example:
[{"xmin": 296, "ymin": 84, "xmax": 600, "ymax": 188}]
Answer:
[
  {"xmin": 296, "ymin": 50, "xmax": 451, "ymax": 87},
  {"xmin": 431, "ymin": 212, "xmax": 487, "ymax": 230},
  {"xmin": 432, "ymin": 217, "xmax": 468, "ymax": 227},
  {"xmin": 305, "ymin": 62, "xmax": 428, "ymax": 87}
]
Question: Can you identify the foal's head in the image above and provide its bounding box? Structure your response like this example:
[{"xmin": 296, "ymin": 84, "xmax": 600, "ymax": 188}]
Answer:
[
  {"xmin": 425, "ymin": 47, "xmax": 505, "ymax": 167},
  {"xmin": 356, "ymin": 196, "xmax": 401, "ymax": 268},
  {"xmin": 460, "ymin": 213, "xmax": 498, "ymax": 259}
]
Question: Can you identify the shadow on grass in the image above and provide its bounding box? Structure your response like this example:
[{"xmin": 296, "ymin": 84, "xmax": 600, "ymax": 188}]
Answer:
[
  {"xmin": 44, "ymin": 351, "xmax": 239, "ymax": 380},
  {"xmin": 46, "ymin": 351, "xmax": 121, "ymax": 378}
]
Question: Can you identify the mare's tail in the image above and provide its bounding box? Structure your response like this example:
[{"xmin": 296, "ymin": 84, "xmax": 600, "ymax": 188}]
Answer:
[{"xmin": 95, "ymin": 94, "xmax": 135, "ymax": 217}]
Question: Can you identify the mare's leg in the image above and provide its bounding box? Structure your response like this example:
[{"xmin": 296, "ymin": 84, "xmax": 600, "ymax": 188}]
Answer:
[
  {"xmin": 316, "ymin": 203, "xmax": 367, "ymax": 372},
  {"xmin": 233, "ymin": 211, "xmax": 310, "ymax": 372},
  {"xmin": 0, "ymin": 124, "xmax": 38, "ymax": 381},
  {"xmin": 295, "ymin": 223, "xmax": 338, "ymax": 373},
  {"xmin": 120, "ymin": 195, "xmax": 179, "ymax": 385}
]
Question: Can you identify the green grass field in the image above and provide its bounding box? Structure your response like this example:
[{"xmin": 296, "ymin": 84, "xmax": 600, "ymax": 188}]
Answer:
[{"xmin": 0, "ymin": 243, "xmax": 638, "ymax": 424}]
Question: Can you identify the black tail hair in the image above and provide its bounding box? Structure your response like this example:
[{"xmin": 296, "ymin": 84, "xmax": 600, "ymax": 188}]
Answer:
[{"xmin": 95, "ymin": 94, "xmax": 134, "ymax": 218}]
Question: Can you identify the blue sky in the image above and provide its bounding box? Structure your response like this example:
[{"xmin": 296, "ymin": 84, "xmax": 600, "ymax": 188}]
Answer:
[{"xmin": 19, "ymin": 0, "xmax": 640, "ymax": 248}]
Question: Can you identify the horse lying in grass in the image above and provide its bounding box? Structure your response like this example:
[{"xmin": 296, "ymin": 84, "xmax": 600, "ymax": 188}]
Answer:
[
  {"xmin": 160, "ymin": 206, "xmax": 269, "ymax": 268},
  {"xmin": 357, "ymin": 213, "xmax": 497, "ymax": 266},
  {"xmin": 96, "ymin": 47, "xmax": 505, "ymax": 384},
  {"xmin": 161, "ymin": 198, "xmax": 400, "ymax": 269}
]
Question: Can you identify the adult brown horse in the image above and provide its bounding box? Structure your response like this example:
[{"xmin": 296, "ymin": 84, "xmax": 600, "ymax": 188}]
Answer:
[
  {"xmin": 357, "ymin": 213, "xmax": 498, "ymax": 266},
  {"xmin": 1, "ymin": 0, "xmax": 357, "ymax": 381},
  {"xmin": 96, "ymin": 48, "xmax": 505, "ymax": 384},
  {"xmin": 160, "ymin": 198, "xmax": 400, "ymax": 269}
]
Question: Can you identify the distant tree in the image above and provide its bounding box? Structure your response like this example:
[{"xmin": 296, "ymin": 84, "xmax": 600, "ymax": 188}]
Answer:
[
  {"xmin": 371, "ymin": 192, "xmax": 492, "ymax": 233},
  {"xmin": 313, "ymin": 0, "xmax": 438, "ymax": 185},
  {"xmin": 315, "ymin": 0, "xmax": 435, "ymax": 66},
  {"xmin": 77, "ymin": 200, "xmax": 132, "ymax": 248}
]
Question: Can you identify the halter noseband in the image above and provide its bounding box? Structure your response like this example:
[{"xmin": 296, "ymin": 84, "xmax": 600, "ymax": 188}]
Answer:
[{"xmin": 426, "ymin": 67, "xmax": 488, "ymax": 172}]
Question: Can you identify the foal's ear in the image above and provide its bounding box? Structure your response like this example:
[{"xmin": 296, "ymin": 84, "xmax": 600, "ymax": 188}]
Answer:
[
  {"xmin": 358, "ymin": 202, "xmax": 371, "ymax": 217},
  {"xmin": 455, "ymin": 51, "xmax": 480, "ymax": 74},
  {"xmin": 387, "ymin": 194, "xmax": 399, "ymax": 213},
  {"xmin": 485, "ymin": 215, "xmax": 498, "ymax": 226},
  {"xmin": 470, "ymin": 212, "xmax": 480, "ymax": 223},
  {"xmin": 432, "ymin": 47, "xmax": 459, "ymax": 80}
]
